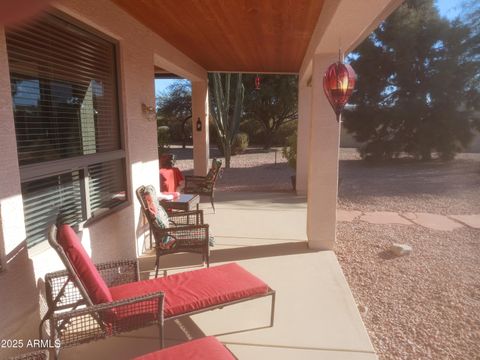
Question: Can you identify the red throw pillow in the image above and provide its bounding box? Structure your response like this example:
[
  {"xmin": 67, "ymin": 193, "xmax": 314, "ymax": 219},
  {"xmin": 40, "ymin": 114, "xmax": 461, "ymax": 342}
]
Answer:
[{"xmin": 56, "ymin": 225, "xmax": 113, "ymax": 305}]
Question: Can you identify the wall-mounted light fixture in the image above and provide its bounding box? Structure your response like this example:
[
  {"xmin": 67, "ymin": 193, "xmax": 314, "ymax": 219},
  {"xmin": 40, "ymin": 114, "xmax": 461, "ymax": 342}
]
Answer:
[{"xmin": 142, "ymin": 103, "xmax": 156, "ymax": 121}]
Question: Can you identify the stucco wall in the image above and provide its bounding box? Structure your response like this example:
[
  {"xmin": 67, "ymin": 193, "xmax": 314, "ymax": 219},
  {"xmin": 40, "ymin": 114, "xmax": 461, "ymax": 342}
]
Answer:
[{"xmin": 0, "ymin": 1, "xmax": 207, "ymax": 356}]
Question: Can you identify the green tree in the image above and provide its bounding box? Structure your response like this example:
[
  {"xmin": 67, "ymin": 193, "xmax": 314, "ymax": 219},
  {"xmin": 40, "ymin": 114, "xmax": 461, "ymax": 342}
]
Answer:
[
  {"xmin": 243, "ymin": 74, "xmax": 298, "ymax": 149},
  {"xmin": 460, "ymin": 0, "xmax": 480, "ymax": 130},
  {"xmin": 344, "ymin": 0, "xmax": 479, "ymax": 161},
  {"xmin": 156, "ymin": 80, "xmax": 192, "ymax": 148},
  {"xmin": 209, "ymin": 73, "xmax": 244, "ymax": 168}
]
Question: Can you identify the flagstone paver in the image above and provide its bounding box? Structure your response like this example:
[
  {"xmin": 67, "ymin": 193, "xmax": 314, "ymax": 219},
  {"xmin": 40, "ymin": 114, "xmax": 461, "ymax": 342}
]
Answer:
[
  {"xmin": 403, "ymin": 212, "xmax": 464, "ymax": 231},
  {"xmin": 337, "ymin": 209, "xmax": 362, "ymax": 222},
  {"xmin": 338, "ymin": 209, "xmax": 480, "ymax": 231},
  {"xmin": 449, "ymin": 214, "xmax": 480, "ymax": 229},
  {"xmin": 359, "ymin": 211, "xmax": 412, "ymax": 225}
]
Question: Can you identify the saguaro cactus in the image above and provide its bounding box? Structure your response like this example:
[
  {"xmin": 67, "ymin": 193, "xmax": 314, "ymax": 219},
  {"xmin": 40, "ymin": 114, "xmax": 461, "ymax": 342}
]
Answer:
[{"xmin": 209, "ymin": 73, "xmax": 244, "ymax": 168}]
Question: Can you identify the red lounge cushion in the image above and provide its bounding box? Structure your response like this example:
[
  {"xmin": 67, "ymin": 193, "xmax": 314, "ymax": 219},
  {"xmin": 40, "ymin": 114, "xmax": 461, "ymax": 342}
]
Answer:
[
  {"xmin": 109, "ymin": 263, "xmax": 269, "ymax": 318},
  {"xmin": 56, "ymin": 225, "xmax": 113, "ymax": 305},
  {"xmin": 133, "ymin": 337, "xmax": 235, "ymax": 360},
  {"xmin": 160, "ymin": 167, "xmax": 184, "ymax": 193}
]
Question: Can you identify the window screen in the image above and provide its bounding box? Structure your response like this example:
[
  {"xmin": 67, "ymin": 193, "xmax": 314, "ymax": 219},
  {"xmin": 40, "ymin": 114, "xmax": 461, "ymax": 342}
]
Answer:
[{"xmin": 6, "ymin": 13, "xmax": 127, "ymax": 247}]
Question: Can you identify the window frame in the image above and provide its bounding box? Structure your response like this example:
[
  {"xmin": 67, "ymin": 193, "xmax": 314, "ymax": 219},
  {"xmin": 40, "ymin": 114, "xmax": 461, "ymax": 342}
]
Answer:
[{"xmin": 10, "ymin": 11, "xmax": 130, "ymax": 245}]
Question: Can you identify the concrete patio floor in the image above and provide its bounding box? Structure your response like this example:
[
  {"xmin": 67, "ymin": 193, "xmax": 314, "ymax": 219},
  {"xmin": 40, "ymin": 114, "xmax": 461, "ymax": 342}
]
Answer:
[{"xmin": 62, "ymin": 192, "xmax": 376, "ymax": 359}]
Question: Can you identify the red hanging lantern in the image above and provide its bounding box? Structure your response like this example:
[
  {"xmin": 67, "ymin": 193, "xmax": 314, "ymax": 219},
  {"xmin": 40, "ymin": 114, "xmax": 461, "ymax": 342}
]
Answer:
[
  {"xmin": 255, "ymin": 74, "xmax": 261, "ymax": 90},
  {"xmin": 323, "ymin": 62, "xmax": 356, "ymax": 121}
]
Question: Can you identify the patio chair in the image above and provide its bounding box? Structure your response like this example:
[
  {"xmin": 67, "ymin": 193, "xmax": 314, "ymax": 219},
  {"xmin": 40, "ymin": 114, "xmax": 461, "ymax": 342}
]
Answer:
[
  {"xmin": 184, "ymin": 158, "xmax": 222, "ymax": 213},
  {"xmin": 40, "ymin": 224, "xmax": 275, "ymax": 359},
  {"xmin": 136, "ymin": 185, "xmax": 210, "ymax": 277},
  {"xmin": 132, "ymin": 336, "xmax": 236, "ymax": 360}
]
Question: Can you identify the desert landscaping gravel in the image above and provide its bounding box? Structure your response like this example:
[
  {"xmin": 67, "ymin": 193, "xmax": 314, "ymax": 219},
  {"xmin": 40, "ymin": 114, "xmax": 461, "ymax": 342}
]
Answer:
[
  {"xmin": 337, "ymin": 150, "xmax": 480, "ymax": 360},
  {"xmin": 171, "ymin": 146, "xmax": 294, "ymax": 192},
  {"xmin": 172, "ymin": 146, "xmax": 480, "ymax": 360}
]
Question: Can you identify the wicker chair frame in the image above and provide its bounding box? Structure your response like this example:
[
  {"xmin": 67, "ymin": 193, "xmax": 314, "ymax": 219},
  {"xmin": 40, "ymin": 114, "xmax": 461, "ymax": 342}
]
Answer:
[
  {"xmin": 184, "ymin": 158, "xmax": 222, "ymax": 213},
  {"xmin": 40, "ymin": 225, "xmax": 276, "ymax": 359},
  {"xmin": 39, "ymin": 225, "xmax": 164, "ymax": 360},
  {"xmin": 136, "ymin": 186, "xmax": 210, "ymax": 277},
  {"xmin": 7, "ymin": 350, "xmax": 49, "ymax": 360}
]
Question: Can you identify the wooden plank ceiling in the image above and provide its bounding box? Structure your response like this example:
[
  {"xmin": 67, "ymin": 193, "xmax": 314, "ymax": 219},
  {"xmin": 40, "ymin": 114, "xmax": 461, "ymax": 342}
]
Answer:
[{"xmin": 112, "ymin": 0, "xmax": 324, "ymax": 73}]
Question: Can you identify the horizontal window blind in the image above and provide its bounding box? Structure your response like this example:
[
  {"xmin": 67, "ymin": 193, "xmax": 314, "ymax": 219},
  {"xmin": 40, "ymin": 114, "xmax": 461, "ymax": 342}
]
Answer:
[
  {"xmin": 22, "ymin": 172, "xmax": 84, "ymax": 247},
  {"xmin": 89, "ymin": 159, "xmax": 127, "ymax": 217},
  {"xmin": 6, "ymin": 13, "xmax": 127, "ymax": 247},
  {"xmin": 6, "ymin": 14, "xmax": 120, "ymax": 166}
]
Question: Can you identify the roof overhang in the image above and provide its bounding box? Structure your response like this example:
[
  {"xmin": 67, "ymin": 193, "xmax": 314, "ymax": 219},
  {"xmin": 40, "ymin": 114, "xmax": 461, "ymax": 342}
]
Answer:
[{"xmin": 112, "ymin": 0, "xmax": 325, "ymax": 74}]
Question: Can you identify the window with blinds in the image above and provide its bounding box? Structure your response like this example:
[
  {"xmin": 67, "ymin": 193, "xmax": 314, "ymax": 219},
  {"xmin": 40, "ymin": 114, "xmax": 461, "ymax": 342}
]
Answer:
[{"xmin": 6, "ymin": 13, "xmax": 127, "ymax": 247}]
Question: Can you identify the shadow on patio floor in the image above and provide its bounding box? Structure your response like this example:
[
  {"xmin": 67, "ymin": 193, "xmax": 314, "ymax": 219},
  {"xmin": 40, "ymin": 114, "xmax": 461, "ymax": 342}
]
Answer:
[{"xmin": 139, "ymin": 241, "xmax": 313, "ymax": 276}]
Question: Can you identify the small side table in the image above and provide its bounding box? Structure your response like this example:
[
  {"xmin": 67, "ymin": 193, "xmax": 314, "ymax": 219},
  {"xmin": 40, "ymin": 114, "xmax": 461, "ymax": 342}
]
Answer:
[{"xmin": 160, "ymin": 194, "xmax": 200, "ymax": 212}]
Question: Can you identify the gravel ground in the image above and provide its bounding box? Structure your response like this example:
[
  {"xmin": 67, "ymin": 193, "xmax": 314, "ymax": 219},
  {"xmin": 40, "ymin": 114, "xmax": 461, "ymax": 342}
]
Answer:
[
  {"xmin": 339, "ymin": 149, "xmax": 480, "ymax": 214},
  {"xmin": 337, "ymin": 149, "xmax": 480, "ymax": 360},
  {"xmin": 336, "ymin": 222, "xmax": 480, "ymax": 360},
  {"xmin": 173, "ymin": 145, "xmax": 480, "ymax": 359},
  {"xmin": 170, "ymin": 145, "xmax": 295, "ymax": 192}
]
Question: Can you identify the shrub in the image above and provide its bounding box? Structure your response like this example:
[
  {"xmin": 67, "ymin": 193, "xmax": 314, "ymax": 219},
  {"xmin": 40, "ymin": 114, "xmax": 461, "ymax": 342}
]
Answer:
[
  {"xmin": 232, "ymin": 132, "xmax": 249, "ymax": 155},
  {"xmin": 282, "ymin": 130, "xmax": 297, "ymax": 169},
  {"xmin": 157, "ymin": 126, "xmax": 171, "ymax": 155},
  {"xmin": 239, "ymin": 118, "xmax": 298, "ymax": 148},
  {"xmin": 239, "ymin": 118, "xmax": 264, "ymax": 145}
]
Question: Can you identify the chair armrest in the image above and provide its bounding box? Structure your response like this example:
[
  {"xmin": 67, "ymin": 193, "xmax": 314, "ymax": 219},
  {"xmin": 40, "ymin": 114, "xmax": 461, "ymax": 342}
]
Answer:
[
  {"xmin": 184, "ymin": 178, "xmax": 214, "ymax": 193},
  {"xmin": 184, "ymin": 175, "xmax": 207, "ymax": 181},
  {"xmin": 152, "ymin": 224, "xmax": 209, "ymax": 247},
  {"xmin": 52, "ymin": 292, "xmax": 164, "ymax": 347},
  {"xmin": 169, "ymin": 210, "xmax": 204, "ymax": 225}
]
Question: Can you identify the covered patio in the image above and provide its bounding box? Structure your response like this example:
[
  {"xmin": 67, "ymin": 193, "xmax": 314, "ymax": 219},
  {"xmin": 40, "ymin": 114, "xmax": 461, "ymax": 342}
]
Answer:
[
  {"xmin": 0, "ymin": 0, "xmax": 402, "ymax": 359},
  {"xmin": 60, "ymin": 192, "xmax": 376, "ymax": 359}
]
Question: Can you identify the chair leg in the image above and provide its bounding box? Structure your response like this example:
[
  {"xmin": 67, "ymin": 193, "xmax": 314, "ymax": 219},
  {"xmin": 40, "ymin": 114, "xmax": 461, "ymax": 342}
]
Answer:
[
  {"xmin": 158, "ymin": 320, "xmax": 164, "ymax": 349},
  {"xmin": 39, "ymin": 310, "xmax": 52, "ymax": 340},
  {"xmin": 50, "ymin": 318, "xmax": 60, "ymax": 360},
  {"xmin": 158, "ymin": 300, "xmax": 165, "ymax": 349},
  {"xmin": 210, "ymin": 194, "xmax": 215, "ymax": 214},
  {"xmin": 149, "ymin": 225, "xmax": 153, "ymax": 249},
  {"xmin": 154, "ymin": 254, "xmax": 160, "ymax": 278},
  {"xmin": 270, "ymin": 291, "xmax": 276, "ymax": 327},
  {"xmin": 206, "ymin": 248, "xmax": 210, "ymax": 268}
]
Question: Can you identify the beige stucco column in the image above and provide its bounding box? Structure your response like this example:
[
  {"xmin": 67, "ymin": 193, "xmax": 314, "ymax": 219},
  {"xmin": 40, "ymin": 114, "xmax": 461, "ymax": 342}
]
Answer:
[
  {"xmin": 191, "ymin": 80, "xmax": 210, "ymax": 176},
  {"xmin": 0, "ymin": 26, "xmax": 26, "ymax": 262},
  {"xmin": 296, "ymin": 83, "xmax": 312, "ymax": 195},
  {"xmin": 307, "ymin": 53, "xmax": 340, "ymax": 250},
  {"xmin": 0, "ymin": 25, "xmax": 39, "ymax": 344}
]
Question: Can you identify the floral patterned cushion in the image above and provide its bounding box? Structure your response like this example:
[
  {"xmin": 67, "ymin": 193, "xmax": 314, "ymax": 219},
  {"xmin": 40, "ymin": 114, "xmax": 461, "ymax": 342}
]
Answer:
[{"xmin": 142, "ymin": 185, "xmax": 175, "ymax": 248}]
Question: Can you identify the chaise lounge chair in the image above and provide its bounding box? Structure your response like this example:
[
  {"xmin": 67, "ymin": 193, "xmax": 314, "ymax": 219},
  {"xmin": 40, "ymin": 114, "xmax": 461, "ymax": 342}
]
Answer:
[{"xmin": 40, "ymin": 224, "xmax": 275, "ymax": 359}]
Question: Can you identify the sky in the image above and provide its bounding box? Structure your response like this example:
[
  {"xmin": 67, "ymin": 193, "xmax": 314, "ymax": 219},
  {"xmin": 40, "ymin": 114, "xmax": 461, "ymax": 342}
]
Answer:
[
  {"xmin": 154, "ymin": 0, "xmax": 464, "ymax": 95},
  {"xmin": 436, "ymin": 0, "xmax": 463, "ymax": 19}
]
